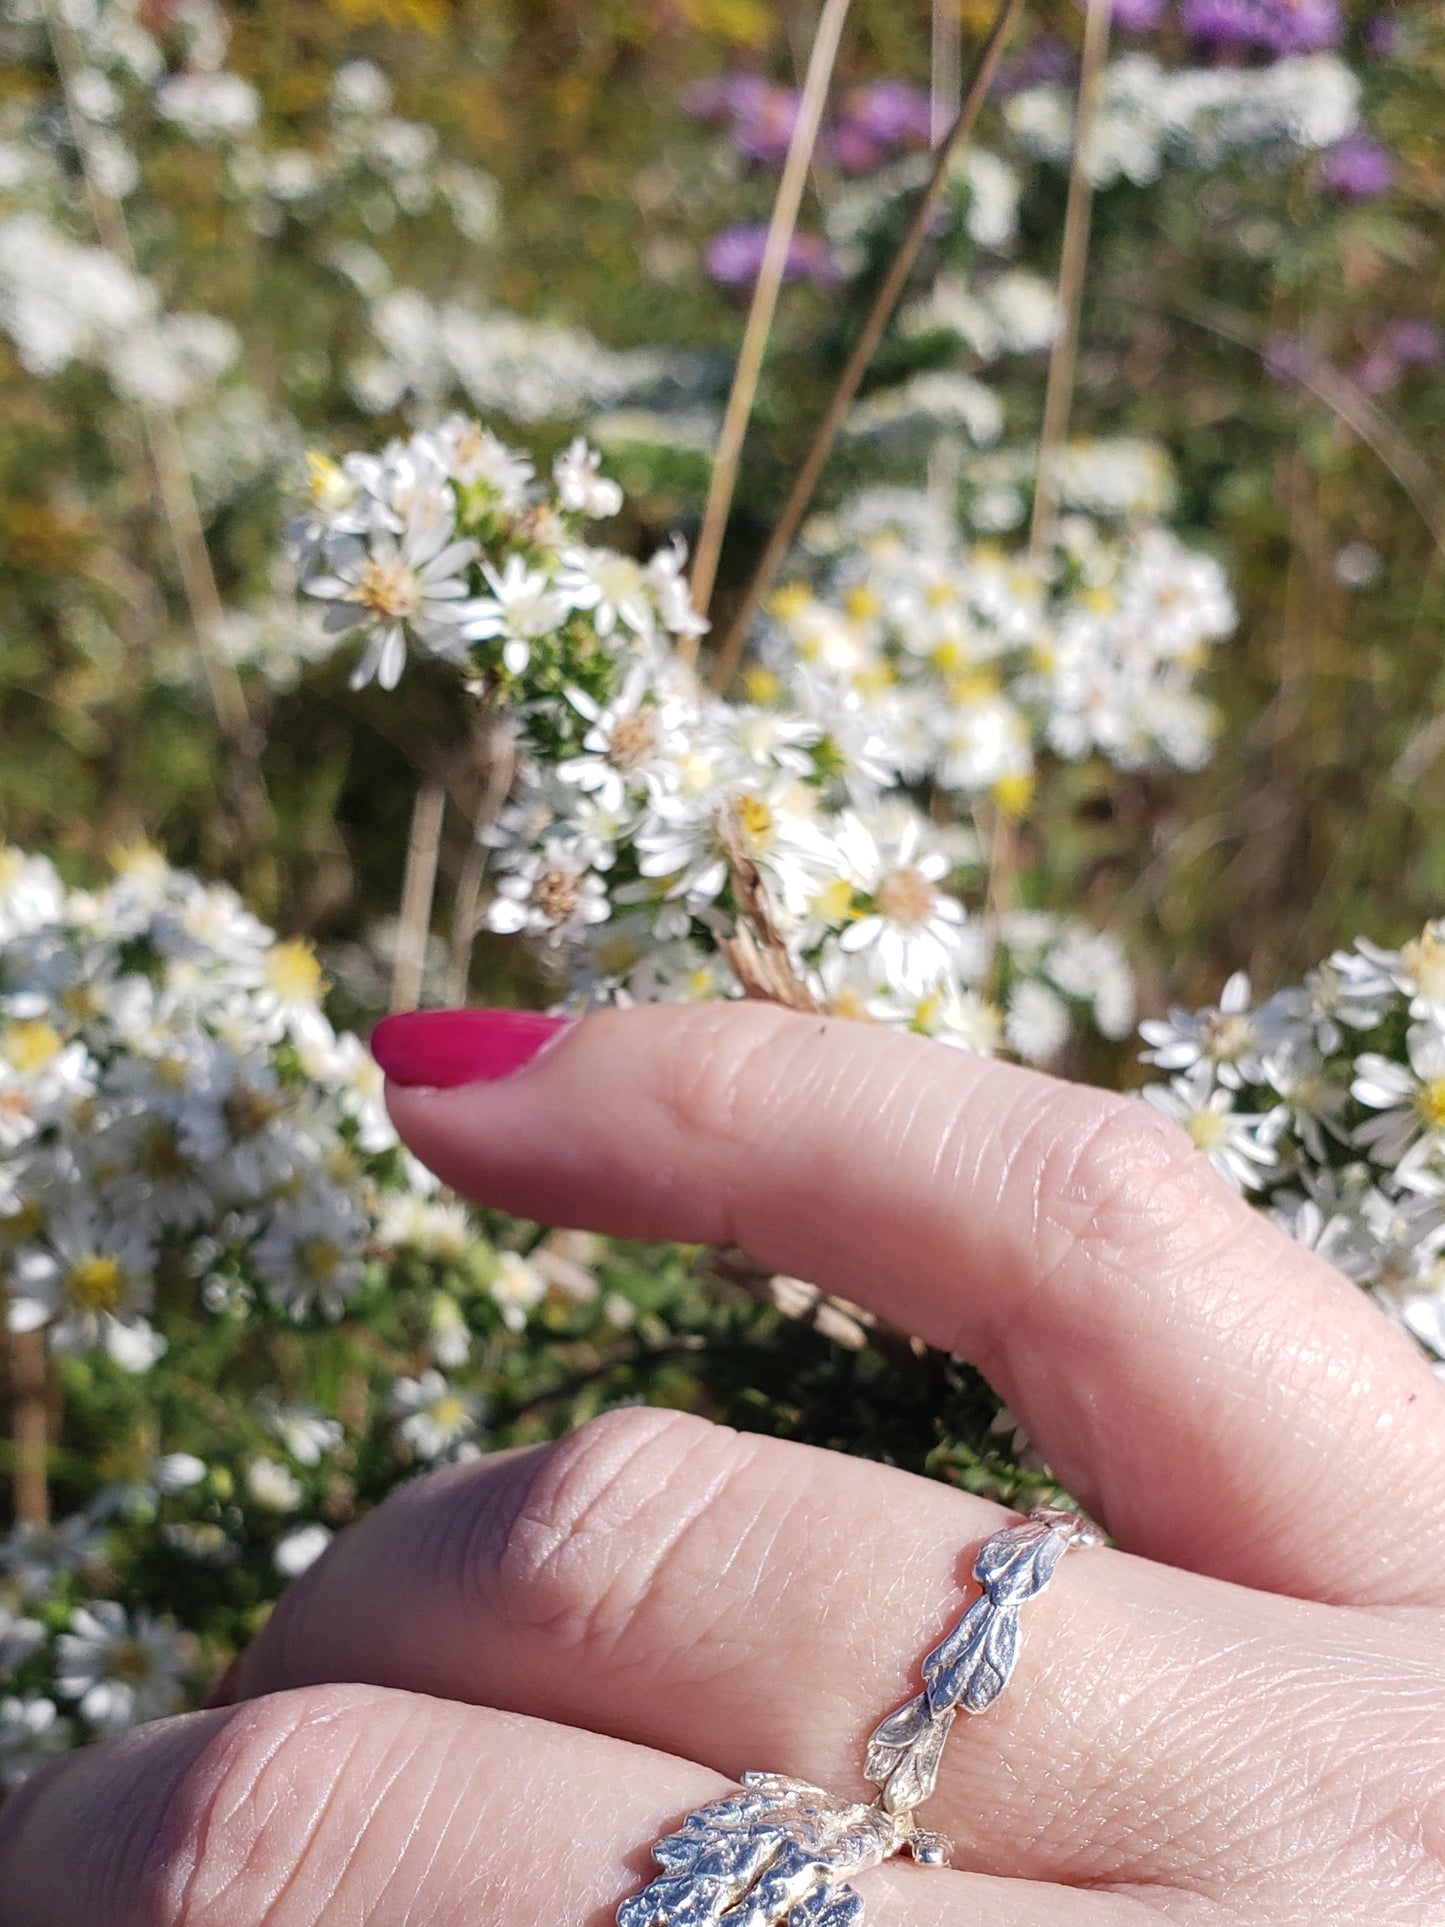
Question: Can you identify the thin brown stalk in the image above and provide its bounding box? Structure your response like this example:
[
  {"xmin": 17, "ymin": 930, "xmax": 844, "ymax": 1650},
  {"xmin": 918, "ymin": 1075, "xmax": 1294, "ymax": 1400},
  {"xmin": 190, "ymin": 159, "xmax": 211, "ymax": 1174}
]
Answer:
[
  {"xmin": 710, "ymin": 0, "xmax": 1026, "ymax": 693},
  {"xmin": 446, "ymin": 719, "xmax": 518, "ymax": 1006},
  {"xmin": 42, "ymin": 0, "xmax": 269, "ymax": 842},
  {"xmin": 1028, "ymin": 0, "xmax": 1114, "ymax": 559},
  {"xmin": 931, "ymin": 0, "xmax": 963, "ymax": 143},
  {"xmin": 715, "ymin": 802, "xmax": 820, "ymax": 1011},
  {"xmin": 10, "ymin": 1330, "xmax": 50, "ymax": 1528},
  {"xmin": 391, "ymin": 780, "xmax": 448, "ymax": 1014},
  {"xmin": 685, "ymin": 0, "xmax": 854, "ymax": 642}
]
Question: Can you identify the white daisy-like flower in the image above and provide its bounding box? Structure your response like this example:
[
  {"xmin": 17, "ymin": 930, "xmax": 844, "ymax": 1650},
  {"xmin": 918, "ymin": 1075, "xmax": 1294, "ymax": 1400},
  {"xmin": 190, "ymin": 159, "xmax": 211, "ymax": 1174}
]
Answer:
[
  {"xmin": 390, "ymin": 1370, "xmax": 483, "ymax": 1460},
  {"xmin": 435, "ymin": 415, "xmax": 533, "ymax": 508},
  {"xmin": 1004, "ymin": 978, "xmax": 1071, "ymax": 1065},
  {"xmin": 245, "ymin": 1457, "xmax": 304, "ymax": 1513},
  {"xmin": 486, "ymin": 840, "xmax": 611, "ymax": 946},
  {"xmin": 54, "ymin": 1602, "xmax": 193, "ymax": 1732},
  {"xmin": 250, "ymin": 1188, "xmax": 368, "ymax": 1322},
  {"xmin": 557, "ymin": 665, "xmax": 693, "ymax": 814},
  {"xmin": 263, "ymin": 1402, "xmax": 343, "ymax": 1467},
  {"xmin": 490, "ymin": 1249, "xmax": 546, "ymax": 1332},
  {"xmin": 553, "ymin": 437, "xmax": 623, "ymax": 519},
  {"xmin": 463, "ymin": 553, "xmax": 570, "ymax": 674},
  {"xmin": 1142, "ymin": 1066, "xmax": 1279, "ymax": 1193},
  {"xmin": 836, "ymin": 813, "xmax": 974, "ymax": 998},
  {"xmin": 1138, "ymin": 971, "xmax": 1292, "ymax": 1090},
  {"xmin": 555, "ymin": 546, "xmax": 657, "ymax": 642},
  {"xmin": 1353, "ymin": 1021, "xmax": 1445, "ymax": 1176},
  {"xmin": 8, "ymin": 1206, "xmax": 157, "ymax": 1362},
  {"xmin": 305, "ymin": 494, "xmax": 476, "ymax": 691}
]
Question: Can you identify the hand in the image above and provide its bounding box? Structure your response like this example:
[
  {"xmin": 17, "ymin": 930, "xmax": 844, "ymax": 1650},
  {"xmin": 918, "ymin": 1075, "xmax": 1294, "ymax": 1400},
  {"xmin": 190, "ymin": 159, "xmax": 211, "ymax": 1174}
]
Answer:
[{"xmin": 2, "ymin": 1002, "xmax": 1443, "ymax": 1925}]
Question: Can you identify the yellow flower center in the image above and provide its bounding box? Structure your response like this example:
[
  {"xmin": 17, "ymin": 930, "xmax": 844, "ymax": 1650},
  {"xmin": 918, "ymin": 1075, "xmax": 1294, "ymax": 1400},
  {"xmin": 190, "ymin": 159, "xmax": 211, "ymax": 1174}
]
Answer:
[
  {"xmin": 356, "ymin": 558, "xmax": 420, "ymax": 621},
  {"xmin": 767, "ymin": 583, "xmax": 812, "ymax": 621},
  {"xmin": 733, "ymin": 793, "xmax": 775, "ymax": 852},
  {"xmin": 742, "ymin": 666, "xmax": 781, "ymax": 705},
  {"xmin": 299, "ymin": 1237, "xmax": 343, "ymax": 1279},
  {"xmin": 992, "ymin": 771, "xmax": 1035, "ymax": 819},
  {"xmin": 845, "ymin": 585, "xmax": 881, "ymax": 621},
  {"xmin": 2, "ymin": 1021, "xmax": 63, "ymax": 1076},
  {"xmin": 811, "ymin": 876, "xmax": 855, "ymax": 923},
  {"xmin": 64, "ymin": 1254, "xmax": 126, "ymax": 1313},
  {"xmin": 826, "ymin": 987, "xmax": 873, "ymax": 1022},
  {"xmin": 1202, "ymin": 1011, "xmax": 1252, "ymax": 1062},
  {"xmin": 429, "ymin": 1394, "xmax": 468, "ymax": 1431},
  {"xmin": 1417, "ymin": 1079, "xmax": 1445, "ymax": 1130},
  {"xmin": 266, "ymin": 939, "xmax": 325, "ymax": 1005},
  {"xmin": 1187, "ymin": 1110, "xmax": 1229, "ymax": 1153}
]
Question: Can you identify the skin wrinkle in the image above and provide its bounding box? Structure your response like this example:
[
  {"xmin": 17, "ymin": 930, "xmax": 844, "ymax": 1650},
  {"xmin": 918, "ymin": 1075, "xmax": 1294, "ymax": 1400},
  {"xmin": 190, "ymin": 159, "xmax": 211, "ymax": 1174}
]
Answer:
[{"xmin": 495, "ymin": 1409, "xmax": 751, "ymax": 1669}]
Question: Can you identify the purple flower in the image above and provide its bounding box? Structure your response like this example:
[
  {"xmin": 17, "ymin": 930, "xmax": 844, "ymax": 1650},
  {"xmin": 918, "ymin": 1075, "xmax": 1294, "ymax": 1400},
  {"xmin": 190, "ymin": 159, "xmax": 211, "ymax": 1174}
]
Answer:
[
  {"xmin": 1179, "ymin": 0, "xmax": 1342, "ymax": 55},
  {"xmin": 1077, "ymin": 0, "xmax": 1164, "ymax": 29},
  {"xmin": 992, "ymin": 35, "xmax": 1077, "ymax": 96},
  {"xmin": 839, "ymin": 80, "xmax": 931, "ymax": 147},
  {"xmin": 704, "ymin": 224, "xmax": 840, "ymax": 289},
  {"xmin": 1318, "ymin": 134, "xmax": 1395, "ymax": 199},
  {"xmin": 1358, "ymin": 319, "xmax": 1445, "ymax": 394},
  {"xmin": 680, "ymin": 74, "xmax": 802, "ymax": 166},
  {"xmin": 1363, "ymin": 13, "xmax": 1398, "ymax": 56}
]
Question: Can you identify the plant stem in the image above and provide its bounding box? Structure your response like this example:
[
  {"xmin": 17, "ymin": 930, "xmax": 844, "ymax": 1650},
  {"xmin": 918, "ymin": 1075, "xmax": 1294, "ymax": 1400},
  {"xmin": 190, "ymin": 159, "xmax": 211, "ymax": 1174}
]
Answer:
[
  {"xmin": 710, "ymin": 0, "xmax": 1026, "ymax": 694},
  {"xmin": 10, "ymin": 1331, "xmax": 50, "ymax": 1528},
  {"xmin": 41, "ymin": 0, "xmax": 272, "ymax": 860},
  {"xmin": 685, "ymin": 0, "xmax": 854, "ymax": 643},
  {"xmin": 391, "ymin": 780, "xmax": 447, "ymax": 1013},
  {"xmin": 446, "ymin": 717, "xmax": 517, "ymax": 1006},
  {"xmin": 1028, "ymin": 0, "xmax": 1114, "ymax": 560}
]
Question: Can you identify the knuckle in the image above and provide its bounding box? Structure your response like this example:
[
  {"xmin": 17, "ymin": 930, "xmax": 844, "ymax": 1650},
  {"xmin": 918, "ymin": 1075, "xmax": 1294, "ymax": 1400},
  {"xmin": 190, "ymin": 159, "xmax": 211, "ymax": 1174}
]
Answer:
[
  {"xmin": 653, "ymin": 1001, "xmax": 811, "ymax": 1148},
  {"xmin": 147, "ymin": 1685, "xmax": 396, "ymax": 1927},
  {"xmin": 1015, "ymin": 1083, "xmax": 1236, "ymax": 1302},
  {"xmin": 485, "ymin": 1406, "xmax": 748, "ymax": 1659}
]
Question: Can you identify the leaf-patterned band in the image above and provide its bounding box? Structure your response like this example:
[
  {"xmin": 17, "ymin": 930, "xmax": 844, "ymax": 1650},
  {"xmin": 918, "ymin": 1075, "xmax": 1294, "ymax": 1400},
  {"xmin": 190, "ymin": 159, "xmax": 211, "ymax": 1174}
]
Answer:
[
  {"xmin": 617, "ymin": 1506, "xmax": 1101, "ymax": 1927},
  {"xmin": 864, "ymin": 1505, "xmax": 1103, "ymax": 1815}
]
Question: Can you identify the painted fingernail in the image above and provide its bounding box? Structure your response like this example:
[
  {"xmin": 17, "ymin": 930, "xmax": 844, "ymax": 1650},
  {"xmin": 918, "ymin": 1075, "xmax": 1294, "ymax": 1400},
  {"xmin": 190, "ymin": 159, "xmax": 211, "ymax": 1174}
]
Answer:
[{"xmin": 370, "ymin": 1008, "xmax": 572, "ymax": 1089}]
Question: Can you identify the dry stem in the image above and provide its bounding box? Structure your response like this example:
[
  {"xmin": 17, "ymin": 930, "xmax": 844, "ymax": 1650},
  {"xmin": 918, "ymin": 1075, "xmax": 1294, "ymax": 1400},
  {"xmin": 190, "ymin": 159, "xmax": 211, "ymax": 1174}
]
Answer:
[
  {"xmin": 1028, "ymin": 0, "xmax": 1114, "ymax": 559},
  {"xmin": 714, "ymin": 801, "xmax": 820, "ymax": 1011},
  {"xmin": 446, "ymin": 718, "xmax": 518, "ymax": 1006},
  {"xmin": 710, "ymin": 0, "xmax": 1027, "ymax": 693},
  {"xmin": 391, "ymin": 780, "xmax": 448, "ymax": 1014},
  {"xmin": 9, "ymin": 1330, "xmax": 50, "ymax": 1528},
  {"xmin": 685, "ymin": 0, "xmax": 854, "ymax": 640}
]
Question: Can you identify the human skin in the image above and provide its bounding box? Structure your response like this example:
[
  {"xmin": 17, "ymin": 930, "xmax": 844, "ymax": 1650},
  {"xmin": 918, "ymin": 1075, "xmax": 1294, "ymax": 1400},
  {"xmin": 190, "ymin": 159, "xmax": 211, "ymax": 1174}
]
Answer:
[{"xmin": 1, "ymin": 1001, "xmax": 1443, "ymax": 1923}]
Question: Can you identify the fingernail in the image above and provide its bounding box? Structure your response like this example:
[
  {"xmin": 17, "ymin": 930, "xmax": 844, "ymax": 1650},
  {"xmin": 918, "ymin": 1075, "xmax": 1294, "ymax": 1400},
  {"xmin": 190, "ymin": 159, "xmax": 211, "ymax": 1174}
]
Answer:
[{"xmin": 370, "ymin": 1008, "xmax": 572, "ymax": 1089}]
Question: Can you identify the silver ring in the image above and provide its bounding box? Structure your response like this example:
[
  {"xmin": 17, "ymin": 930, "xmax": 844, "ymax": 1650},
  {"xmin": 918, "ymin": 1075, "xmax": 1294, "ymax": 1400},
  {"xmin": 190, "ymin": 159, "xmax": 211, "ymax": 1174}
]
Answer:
[{"xmin": 618, "ymin": 1506, "xmax": 1100, "ymax": 1927}]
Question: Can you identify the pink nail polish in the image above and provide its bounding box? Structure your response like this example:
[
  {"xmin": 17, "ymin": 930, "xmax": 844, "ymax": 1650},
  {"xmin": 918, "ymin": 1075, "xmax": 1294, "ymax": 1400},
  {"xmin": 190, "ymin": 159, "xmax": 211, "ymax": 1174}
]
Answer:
[{"xmin": 370, "ymin": 1008, "xmax": 572, "ymax": 1089}]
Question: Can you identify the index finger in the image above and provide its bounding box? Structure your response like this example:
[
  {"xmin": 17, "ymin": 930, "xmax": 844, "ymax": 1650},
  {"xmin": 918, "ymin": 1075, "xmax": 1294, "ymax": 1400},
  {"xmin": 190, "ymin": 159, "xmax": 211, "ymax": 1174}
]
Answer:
[{"xmin": 376, "ymin": 1001, "xmax": 1445, "ymax": 1607}]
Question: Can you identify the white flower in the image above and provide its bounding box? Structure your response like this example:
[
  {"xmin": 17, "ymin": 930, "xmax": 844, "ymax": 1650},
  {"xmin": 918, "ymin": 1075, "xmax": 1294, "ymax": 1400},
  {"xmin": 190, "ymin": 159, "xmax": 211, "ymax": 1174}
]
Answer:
[
  {"xmin": 54, "ymin": 1603, "xmax": 193, "ymax": 1731},
  {"xmin": 486, "ymin": 840, "xmax": 611, "ymax": 946},
  {"xmin": 463, "ymin": 554, "xmax": 569, "ymax": 675},
  {"xmin": 435, "ymin": 416, "xmax": 534, "ymax": 508},
  {"xmin": 245, "ymin": 1457, "xmax": 304, "ymax": 1513},
  {"xmin": 555, "ymin": 547, "xmax": 657, "ymax": 642},
  {"xmin": 1005, "ymin": 979, "xmax": 1071, "ymax": 1065},
  {"xmin": 8, "ymin": 1207, "xmax": 157, "ymax": 1363},
  {"xmin": 251, "ymin": 1189, "xmax": 368, "ymax": 1321},
  {"xmin": 553, "ymin": 437, "xmax": 623, "ymax": 519},
  {"xmin": 836, "ymin": 814, "xmax": 974, "ymax": 998},
  {"xmin": 1353, "ymin": 1022, "xmax": 1445, "ymax": 1175},
  {"xmin": 273, "ymin": 1523, "xmax": 333, "ymax": 1578},
  {"xmin": 490, "ymin": 1250, "xmax": 546, "ymax": 1332},
  {"xmin": 305, "ymin": 495, "xmax": 476, "ymax": 691},
  {"xmin": 264, "ymin": 1403, "xmax": 343, "ymax": 1467},
  {"xmin": 1139, "ymin": 971, "xmax": 1288, "ymax": 1090},
  {"xmin": 390, "ymin": 1370, "xmax": 483, "ymax": 1459},
  {"xmin": 1142, "ymin": 1067, "xmax": 1279, "ymax": 1192}
]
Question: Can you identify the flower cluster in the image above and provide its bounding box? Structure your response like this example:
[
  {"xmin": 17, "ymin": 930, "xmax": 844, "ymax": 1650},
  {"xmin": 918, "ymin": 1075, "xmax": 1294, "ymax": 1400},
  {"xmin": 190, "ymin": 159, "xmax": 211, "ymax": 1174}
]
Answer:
[
  {"xmin": 1139, "ymin": 928, "xmax": 1445, "ymax": 1374},
  {"xmin": 295, "ymin": 423, "xmax": 1136, "ymax": 1061},
  {"xmin": 0, "ymin": 844, "xmax": 550, "ymax": 1362},
  {"xmin": 758, "ymin": 481, "xmax": 1233, "ymax": 801}
]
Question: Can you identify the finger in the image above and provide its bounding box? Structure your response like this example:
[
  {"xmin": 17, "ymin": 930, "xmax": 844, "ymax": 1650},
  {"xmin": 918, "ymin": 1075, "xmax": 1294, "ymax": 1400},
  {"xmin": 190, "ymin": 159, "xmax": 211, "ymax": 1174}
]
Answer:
[
  {"xmin": 0, "ymin": 1684, "xmax": 1151, "ymax": 1926},
  {"xmin": 224, "ymin": 1408, "xmax": 1445, "ymax": 1895},
  {"xmin": 377, "ymin": 1002, "xmax": 1445, "ymax": 1606}
]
